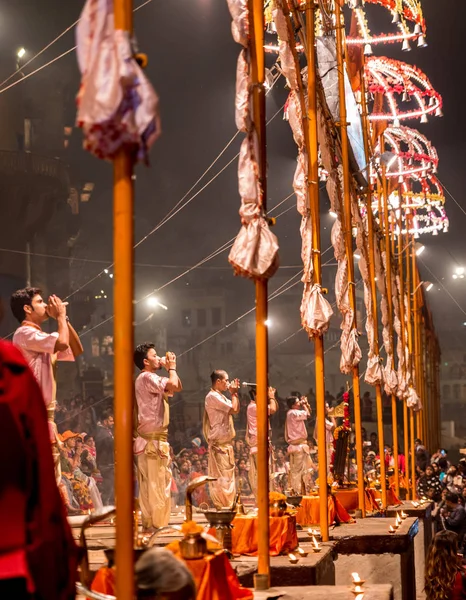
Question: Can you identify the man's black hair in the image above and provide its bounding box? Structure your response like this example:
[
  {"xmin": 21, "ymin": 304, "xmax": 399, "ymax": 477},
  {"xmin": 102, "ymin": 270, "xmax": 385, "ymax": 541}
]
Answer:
[
  {"xmin": 10, "ymin": 287, "xmax": 43, "ymax": 323},
  {"xmin": 210, "ymin": 370, "xmax": 227, "ymax": 386},
  {"xmin": 101, "ymin": 408, "xmax": 114, "ymax": 423},
  {"xmin": 134, "ymin": 343, "xmax": 156, "ymax": 371},
  {"xmin": 286, "ymin": 396, "xmax": 299, "ymax": 410},
  {"xmin": 249, "ymin": 388, "xmax": 257, "ymax": 401},
  {"xmin": 446, "ymin": 492, "xmax": 459, "ymax": 504}
]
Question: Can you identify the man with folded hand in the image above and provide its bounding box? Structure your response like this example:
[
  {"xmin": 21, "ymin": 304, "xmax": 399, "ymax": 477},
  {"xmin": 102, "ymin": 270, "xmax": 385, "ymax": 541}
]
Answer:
[
  {"xmin": 203, "ymin": 370, "xmax": 240, "ymax": 509},
  {"xmin": 11, "ymin": 287, "xmax": 83, "ymax": 485},
  {"xmin": 133, "ymin": 343, "xmax": 182, "ymax": 531}
]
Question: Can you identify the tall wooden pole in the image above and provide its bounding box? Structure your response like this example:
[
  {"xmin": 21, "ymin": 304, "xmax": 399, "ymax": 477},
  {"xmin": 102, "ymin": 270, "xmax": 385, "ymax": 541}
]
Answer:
[
  {"xmin": 406, "ymin": 228, "xmax": 417, "ymax": 499},
  {"xmin": 249, "ymin": 0, "xmax": 270, "ymax": 588},
  {"xmin": 397, "ymin": 217, "xmax": 409, "ymax": 495},
  {"xmin": 113, "ymin": 1, "xmax": 135, "ymax": 599},
  {"xmin": 412, "ymin": 244, "xmax": 423, "ymax": 444},
  {"xmin": 334, "ymin": 3, "xmax": 368, "ymax": 511},
  {"xmin": 305, "ymin": 3, "xmax": 332, "ymax": 537},
  {"xmin": 359, "ymin": 71, "xmax": 387, "ymax": 518},
  {"xmin": 380, "ymin": 168, "xmax": 400, "ymax": 497}
]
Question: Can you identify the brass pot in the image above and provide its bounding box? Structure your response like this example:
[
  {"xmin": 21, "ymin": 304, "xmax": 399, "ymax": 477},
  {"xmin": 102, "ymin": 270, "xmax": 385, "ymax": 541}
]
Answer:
[
  {"xmin": 179, "ymin": 533, "xmax": 207, "ymax": 560},
  {"xmin": 286, "ymin": 495, "xmax": 303, "ymax": 508},
  {"xmin": 269, "ymin": 500, "xmax": 287, "ymax": 517}
]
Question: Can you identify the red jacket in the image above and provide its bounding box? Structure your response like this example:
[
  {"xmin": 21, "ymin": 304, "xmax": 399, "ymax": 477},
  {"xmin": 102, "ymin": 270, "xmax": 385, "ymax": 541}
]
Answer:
[
  {"xmin": 385, "ymin": 453, "xmax": 406, "ymax": 474},
  {"xmin": 0, "ymin": 340, "xmax": 78, "ymax": 599}
]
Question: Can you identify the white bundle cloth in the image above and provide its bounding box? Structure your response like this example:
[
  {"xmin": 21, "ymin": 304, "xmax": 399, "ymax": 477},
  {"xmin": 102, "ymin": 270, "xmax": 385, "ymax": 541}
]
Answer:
[
  {"xmin": 76, "ymin": 0, "xmax": 161, "ymax": 163},
  {"xmin": 227, "ymin": 0, "xmax": 279, "ymax": 279}
]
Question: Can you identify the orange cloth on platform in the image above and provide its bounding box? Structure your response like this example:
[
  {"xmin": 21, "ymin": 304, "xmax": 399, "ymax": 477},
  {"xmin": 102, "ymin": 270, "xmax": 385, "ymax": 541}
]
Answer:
[
  {"xmin": 90, "ymin": 566, "xmax": 116, "ymax": 598},
  {"xmin": 374, "ymin": 488, "xmax": 401, "ymax": 506},
  {"xmin": 231, "ymin": 514, "xmax": 298, "ymax": 556},
  {"xmin": 185, "ymin": 551, "xmax": 253, "ymax": 600},
  {"xmin": 335, "ymin": 488, "xmax": 387, "ymax": 512},
  {"xmin": 90, "ymin": 551, "xmax": 252, "ymax": 600},
  {"xmin": 295, "ymin": 495, "xmax": 353, "ymax": 526},
  {"xmin": 335, "ymin": 489, "xmax": 361, "ymax": 512}
]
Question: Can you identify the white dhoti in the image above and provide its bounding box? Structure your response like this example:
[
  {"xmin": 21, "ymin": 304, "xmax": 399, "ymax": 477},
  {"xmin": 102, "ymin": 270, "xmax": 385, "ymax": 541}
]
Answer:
[
  {"xmin": 208, "ymin": 443, "xmax": 235, "ymax": 509},
  {"xmin": 136, "ymin": 438, "xmax": 172, "ymax": 529},
  {"xmin": 249, "ymin": 447, "xmax": 274, "ymax": 499},
  {"xmin": 288, "ymin": 443, "xmax": 315, "ymax": 494},
  {"xmin": 249, "ymin": 452, "xmax": 257, "ymax": 497}
]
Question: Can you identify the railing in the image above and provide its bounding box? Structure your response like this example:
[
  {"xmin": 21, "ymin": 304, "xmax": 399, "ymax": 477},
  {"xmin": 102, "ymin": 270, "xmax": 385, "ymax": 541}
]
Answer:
[{"xmin": 0, "ymin": 150, "xmax": 69, "ymax": 189}]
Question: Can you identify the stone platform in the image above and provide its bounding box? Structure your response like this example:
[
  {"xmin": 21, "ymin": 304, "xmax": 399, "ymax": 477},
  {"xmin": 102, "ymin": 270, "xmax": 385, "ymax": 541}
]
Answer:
[
  {"xmin": 386, "ymin": 501, "xmax": 433, "ymax": 600},
  {"xmin": 254, "ymin": 585, "xmax": 393, "ymax": 599},
  {"xmin": 330, "ymin": 517, "xmax": 418, "ymax": 600}
]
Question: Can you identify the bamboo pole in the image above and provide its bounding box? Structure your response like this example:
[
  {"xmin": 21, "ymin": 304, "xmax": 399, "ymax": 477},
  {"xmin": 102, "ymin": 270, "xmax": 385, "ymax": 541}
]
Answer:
[
  {"xmin": 334, "ymin": 2, "xmax": 367, "ymax": 511},
  {"xmin": 412, "ymin": 245, "xmax": 423, "ymax": 445},
  {"xmin": 358, "ymin": 71, "xmax": 386, "ymax": 517},
  {"xmin": 305, "ymin": 3, "xmax": 332, "ymax": 537},
  {"xmin": 406, "ymin": 228, "xmax": 417, "ymax": 499},
  {"xmin": 249, "ymin": 0, "xmax": 270, "ymax": 588},
  {"xmin": 397, "ymin": 217, "xmax": 409, "ymax": 496},
  {"xmin": 113, "ymin": 2, "xmax": 135, "ymax": 599},
  {"xmin": 380, "ymin": 167, "xmax": 400, "ymax": 496}
]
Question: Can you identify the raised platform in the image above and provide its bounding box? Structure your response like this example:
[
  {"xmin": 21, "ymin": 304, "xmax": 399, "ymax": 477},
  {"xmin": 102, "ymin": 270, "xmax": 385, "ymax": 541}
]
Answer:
[
  {"xmin": 233, "ymin": 545, "xmax": 335, "ymax": 588},
  {"xmin": 254, "ymin": 585, "xmax": 393, "ymax": 599},
  {"xmin": 386, "ymin": 501, "xmax": 433, "ymax": 600},
  {"xmin": 330, "ymin": 517, "xmax": 418, "ymax": 600}
]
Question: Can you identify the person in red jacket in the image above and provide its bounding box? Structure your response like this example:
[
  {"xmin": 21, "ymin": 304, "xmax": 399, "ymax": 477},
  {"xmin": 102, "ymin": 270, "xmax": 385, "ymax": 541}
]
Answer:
[
  {"xmin": 385, "ymin": 445, "xmax": 406, "ymax": 474},
  {"xmin": 0, "ymin": 339, "xmax": 78, "ymax": 599}
]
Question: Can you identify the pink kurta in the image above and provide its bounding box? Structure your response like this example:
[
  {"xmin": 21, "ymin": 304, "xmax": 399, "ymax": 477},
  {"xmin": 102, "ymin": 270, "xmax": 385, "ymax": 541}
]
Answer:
[
  {"xmin": 205, "ymin": 390, "xmax": 235, "ymax": 444},
  {"xmin": 13, "ymin": 323, "xmax": 74, "ymax": 442},
  {"xmin": 285, "ymin": 409, "xmax": 308, "ymax": 445},
  {"xmin": 133, "ymin": 371, "xmax": 169, "ymax": 455},
  {"xmin": 246, "ymin": 401, "xmax": 272, "ymax": 454}
]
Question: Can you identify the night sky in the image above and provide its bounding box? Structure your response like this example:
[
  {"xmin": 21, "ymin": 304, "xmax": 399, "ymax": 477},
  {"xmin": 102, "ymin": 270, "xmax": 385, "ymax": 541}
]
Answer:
[{"xmin": 1, "ymin": 0, "xmax": 465, "ymax": 350}]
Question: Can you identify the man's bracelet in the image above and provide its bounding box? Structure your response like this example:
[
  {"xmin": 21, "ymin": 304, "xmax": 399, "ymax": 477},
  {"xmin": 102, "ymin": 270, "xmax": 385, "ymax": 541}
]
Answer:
[{"xmin": 169, "ymin": 368, "xmax": 177, "ymax": 371}]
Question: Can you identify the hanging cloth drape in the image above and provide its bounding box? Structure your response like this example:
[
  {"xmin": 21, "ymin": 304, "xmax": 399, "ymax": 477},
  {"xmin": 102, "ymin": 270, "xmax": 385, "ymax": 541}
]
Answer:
[
  {"xmin": 227, "ymin": 0, "xmax": 279, "ymax": 279},
  {"xmin": 76, "ymin": 0, "xmax": 160, "ymax": 163},
  {"xmin": 272, "ymin": 0, "xmax": 333, "ymax": 336}
]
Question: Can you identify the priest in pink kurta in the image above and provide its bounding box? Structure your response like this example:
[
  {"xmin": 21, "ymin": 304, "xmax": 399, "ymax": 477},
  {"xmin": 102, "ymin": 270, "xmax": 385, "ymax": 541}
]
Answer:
[
  {"xmin": 245, "ymin": 386, "xmax": 278, "ymax": 498},
  {"xmin": 285, "ymin": 395, "xmax": 316, "ymax": 493},
  {"xmin": 11, "ymin": 288, "xmax": 83, "ymax": 485},
  {"xmin": 133, "ymin": 343, "xmax": 182, "ymax": 531},
  {"xmin": 203, "ymin": 371, "xmax": 240, "ymax": 509}
]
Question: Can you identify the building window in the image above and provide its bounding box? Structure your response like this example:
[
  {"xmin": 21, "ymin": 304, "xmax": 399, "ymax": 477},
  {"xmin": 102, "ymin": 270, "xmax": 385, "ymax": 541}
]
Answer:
[
  {"xmin": 182, "ymin": 309, "xmax": 192, "ymax": 328},
  {"xmin": 453, "ymin": 384, "xmax": 461, "ymax": 400},
  {"xmin": 212, "ymin": 307, "xmax": 222, "ymax": 326},
  {"xmin": 197, "ymin": 308, "xmax": 207, "ymax": 327},
  {"xmin": 443, "ymin": 385, "xmax": 451, "ymax": 400}
]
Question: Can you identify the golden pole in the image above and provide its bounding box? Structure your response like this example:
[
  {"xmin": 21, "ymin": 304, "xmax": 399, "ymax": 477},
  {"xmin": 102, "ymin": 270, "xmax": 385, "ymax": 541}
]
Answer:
[
  {"xmin": 249, "ymin": 0, "xmax": 270, "ymax": 588},
  {"xmin": 412, "ymin": 246, "xmax": 423, "ymax": 444},
  {"xmin": 359, "ymin": 71, "xmax": 386, "ymax": 517},
  {"xmin": 335, "ymin": 2, "xmax": 368, "ymax": 515},
  {"xmin": 305, "ymin": 3, "xmax": 332, "ymax": 536},
  {"xmin": 397, "ymin": 218, "xmax": 409, "ymax": 496},
  {"xmin": 334, "ymin": 1, "xmax": 368, "ymax": 512},
  {"xmin": 113, "ymin": 1, "xmax": 135, "ymax": 598},
  {"xmin": 406, "ymin": 227, "xmax": 417, "ymax": 499},
  {"xmin": 421, "ymin": 322, "xmax": 428, "ymax": 449},
  {"xmin": 380, "ymin": 167, "xmax": 400, "ymax": 497}
]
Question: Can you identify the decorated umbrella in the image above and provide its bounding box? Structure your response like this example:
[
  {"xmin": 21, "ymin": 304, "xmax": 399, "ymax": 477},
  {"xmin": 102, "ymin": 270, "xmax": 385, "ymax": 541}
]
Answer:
[
  {"xmin": 365, "ymin": 56, "xmax": 443, "ymax": 125},
  {"xmin": 346, "ymin": 0, "xmax": 426, "ymax": 54}
]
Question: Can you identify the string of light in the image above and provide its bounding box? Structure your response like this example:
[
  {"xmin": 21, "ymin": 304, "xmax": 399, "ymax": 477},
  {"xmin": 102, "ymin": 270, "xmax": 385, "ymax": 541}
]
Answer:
[
  {"xmin": 0, "ymin": 0, "xmax": 154, "ymax": 96},
  {"xmin": 78, "ymin": 191, "xmax": 297, "ymax": 339}
]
